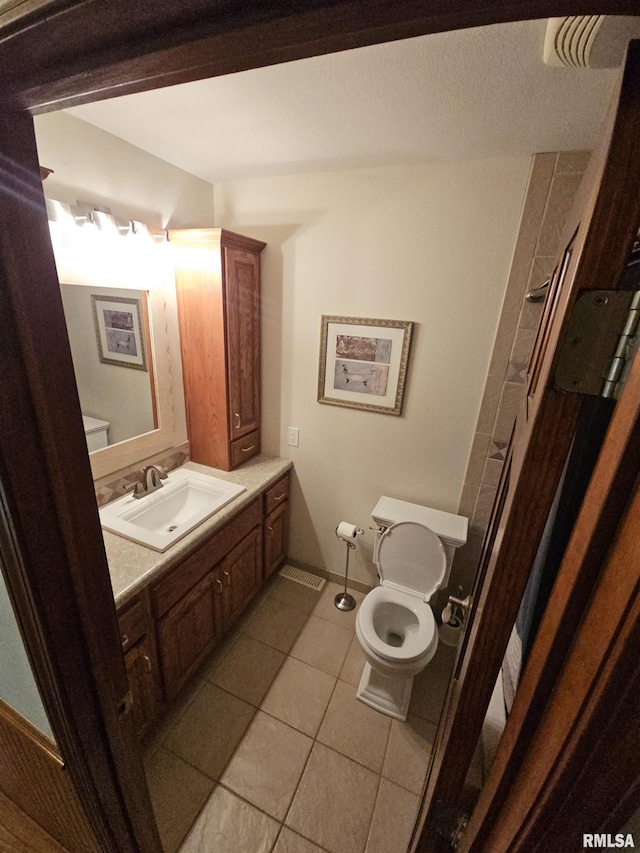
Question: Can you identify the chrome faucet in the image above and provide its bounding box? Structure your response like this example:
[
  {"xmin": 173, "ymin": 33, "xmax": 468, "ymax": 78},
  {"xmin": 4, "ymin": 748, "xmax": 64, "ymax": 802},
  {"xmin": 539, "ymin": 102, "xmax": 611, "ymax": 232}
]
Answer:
[{"xmin": 131, "ymin": 464, "xmax": 168, "ymax": 499}]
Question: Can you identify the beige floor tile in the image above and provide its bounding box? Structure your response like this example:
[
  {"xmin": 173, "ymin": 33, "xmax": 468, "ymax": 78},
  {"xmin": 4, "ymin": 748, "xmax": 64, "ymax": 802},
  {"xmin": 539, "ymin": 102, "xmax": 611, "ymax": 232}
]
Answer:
[
  {"xmin": 143, "ymin": 677, "xmax": 206, "ymax": 759},
  {"xmin": 144, "ymin": 747, "xmax": 214, "ymax": 853},
  {"xmin": 221, "ymin": 711, "xmax": 313, "ymax": 820},
  {"xmin": 290, "ymin": 615, "xmax": 353, "ymax": 676},
  {"xmin": 317, "ymin": 680, "xmax": 391, "ymax": 773},
  {"xmin": 165, "ymin": 682, "xmax": 254, "ymax": 780},
  {"xmin": 286, "ymin": 743, "xmax": 379, "ymax": 853},
  {"xmin": 270, "ymin": 576, "xmax": 323, "ymax": 612},
  {"xmin": 208, "ymin": 635, "xmax": 285, "ymax": 706},
  {"xmin": 261, "ymin": 657, "xmax": 336, "ymax": 737},
  {"xmin": 312, "ymin": 582, "xmax": 365, "ymax": 631},
  {"xmin": 409, "ymin": 644, "xmax": 456, "ymax": 723},
  {"xmin": 382, "ymin": 714, "xmax": 436, "ymax": 795},
  {"xmin": 365, "ymin": 778, "xmax": 420, "ymax": 853},
  {"xmin": 339, "ymin": 635, "xmax": 367, "ymax": 687},
  {"xmin": 273, "ymin": 827, "xmax": 327, "ymax": 853},
  {"xmin": 244, "ymin": 596, "xmax": 310, "ymax": 652},
  {"xmin": 179, "ymin": 784, "xmax": 279, "ymax": 853}
]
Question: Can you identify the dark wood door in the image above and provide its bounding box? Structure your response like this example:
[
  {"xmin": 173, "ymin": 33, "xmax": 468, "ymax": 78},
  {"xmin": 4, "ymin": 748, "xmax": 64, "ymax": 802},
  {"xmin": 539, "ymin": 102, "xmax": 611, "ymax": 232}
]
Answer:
[
  {"xmin": 224, "ymin": 245, "xmax": 261, "ymax": 441},
  {"xmin": 0, "ymin": 104, "xmax": 162, "ymax": 851},
  {"xmin": 220, "ymin": 526, "xmax": 262, "ymax": 629},
  {"xmin": 264, "ymin": 500, "xmax": 288, "ymax": 579},
  {"xmin": 415, "ymin": 41, "xmax": 640, "ymax": 851}
]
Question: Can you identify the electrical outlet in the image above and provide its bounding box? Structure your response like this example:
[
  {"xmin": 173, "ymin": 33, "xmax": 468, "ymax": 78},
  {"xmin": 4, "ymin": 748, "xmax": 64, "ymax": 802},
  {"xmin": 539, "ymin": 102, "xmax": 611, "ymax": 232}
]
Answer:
[{"xmin": 287, "ymin": 426, "xmax": 299, "ymax": 447}]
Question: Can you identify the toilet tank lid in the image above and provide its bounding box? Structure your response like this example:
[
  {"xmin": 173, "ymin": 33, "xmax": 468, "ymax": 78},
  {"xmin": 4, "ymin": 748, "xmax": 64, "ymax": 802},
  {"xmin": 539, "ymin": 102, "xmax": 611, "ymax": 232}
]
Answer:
[
  {"xmin": 372, "ymin": 496, "xmax": 468, "ymax": 547},
  {"xmin": 82, "ymin": 415, "xmax": 110, "ymax": 434}
]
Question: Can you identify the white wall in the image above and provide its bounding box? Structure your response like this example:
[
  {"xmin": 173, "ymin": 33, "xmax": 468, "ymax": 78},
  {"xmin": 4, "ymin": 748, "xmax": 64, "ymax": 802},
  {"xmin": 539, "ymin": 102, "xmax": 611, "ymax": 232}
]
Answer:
[
  {"xmin": 214, "ymin": 159, "xmax": 531, "ymax": 585},
  {"xmin": 35, "ymin": 112, "xmax": 215, "ymax": 229},
  {"xmin": 34, "ymin": 113, "xmax": 217, "ymax": 463}
]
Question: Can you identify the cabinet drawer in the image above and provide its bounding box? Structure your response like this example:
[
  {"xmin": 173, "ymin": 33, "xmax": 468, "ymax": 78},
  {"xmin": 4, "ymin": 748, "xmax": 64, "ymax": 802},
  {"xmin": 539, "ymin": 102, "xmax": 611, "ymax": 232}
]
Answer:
[
  {"xmin": 118, "ymin": 598, "xmax": 146, "ymax": 652},
  {"xmin": 264, "ymin": 473, "xmax": 290, "ymax": 515},
  {"xmin": 151, "ymin": 498, "xmax": 262, "ymax": 618},
  {"xmin": 230, "ymin": 430, "xmax": 260, "ymax": 468}
]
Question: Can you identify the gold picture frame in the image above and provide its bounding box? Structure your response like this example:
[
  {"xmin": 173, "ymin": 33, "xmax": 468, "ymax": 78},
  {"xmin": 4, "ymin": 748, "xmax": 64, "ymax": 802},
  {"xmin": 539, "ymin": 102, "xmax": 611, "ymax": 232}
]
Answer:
[
  {"xmin": 317, "ymin": 315, "xmax": 413, "ymax": 415},
  {"xmin": 91, "ymin": 294, "xmax": 148, "ymax": 371}
]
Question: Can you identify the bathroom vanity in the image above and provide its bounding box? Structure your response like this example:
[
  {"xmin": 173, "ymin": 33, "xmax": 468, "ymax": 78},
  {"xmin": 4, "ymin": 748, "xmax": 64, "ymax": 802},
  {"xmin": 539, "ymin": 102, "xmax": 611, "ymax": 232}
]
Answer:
[{"xmin": 106, "ymin": 455, "xmax": 291, "ymax": 735}]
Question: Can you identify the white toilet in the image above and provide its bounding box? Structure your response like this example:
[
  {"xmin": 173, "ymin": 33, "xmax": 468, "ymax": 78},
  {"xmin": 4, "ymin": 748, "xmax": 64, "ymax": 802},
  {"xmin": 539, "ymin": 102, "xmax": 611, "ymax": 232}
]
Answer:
[{"xmin": 355, "ymin": 496, "xmax": 468, "ymax": 721}]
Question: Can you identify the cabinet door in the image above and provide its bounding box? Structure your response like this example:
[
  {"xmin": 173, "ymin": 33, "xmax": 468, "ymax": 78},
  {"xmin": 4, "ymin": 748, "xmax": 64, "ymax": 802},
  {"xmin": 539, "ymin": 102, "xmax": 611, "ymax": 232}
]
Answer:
[
  {"xmin": 124, "ymin": 635, "xmax": 162, "ymax": 736},
  {"xmin": 224, "ymin": 245, "xmax": 260, "ymax": 441},
  {"xmin": 158, "ymin": 572, "xmax": 222, "ymax": 699},
  {"xmin": 264, "ymin": 500, "xmax": 288, "ymax": 579},
  {"xmin": 220, "ymin": 526, "xmax": 262, "ymax": 629}
]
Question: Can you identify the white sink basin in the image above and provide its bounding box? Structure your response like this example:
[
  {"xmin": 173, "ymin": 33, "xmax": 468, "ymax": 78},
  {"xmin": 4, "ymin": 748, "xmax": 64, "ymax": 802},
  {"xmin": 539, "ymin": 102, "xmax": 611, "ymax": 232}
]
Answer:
[{"xmin": 99, "ymin": 467, "xmax": 246, "ymax": 552}]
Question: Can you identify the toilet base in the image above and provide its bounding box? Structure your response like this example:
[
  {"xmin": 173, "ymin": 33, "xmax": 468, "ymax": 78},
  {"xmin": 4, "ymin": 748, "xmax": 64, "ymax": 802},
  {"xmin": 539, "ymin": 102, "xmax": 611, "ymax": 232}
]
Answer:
[{"xmin": 356, "ymin": 662, "xmax": 413, "ymax": 721}]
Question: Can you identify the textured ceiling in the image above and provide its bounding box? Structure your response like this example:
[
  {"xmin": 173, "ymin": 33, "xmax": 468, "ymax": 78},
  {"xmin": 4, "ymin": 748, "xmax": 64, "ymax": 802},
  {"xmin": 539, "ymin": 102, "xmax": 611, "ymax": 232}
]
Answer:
[{"xmin": 66, "ymin": 19, "xmax": 619, "ymax": 183}]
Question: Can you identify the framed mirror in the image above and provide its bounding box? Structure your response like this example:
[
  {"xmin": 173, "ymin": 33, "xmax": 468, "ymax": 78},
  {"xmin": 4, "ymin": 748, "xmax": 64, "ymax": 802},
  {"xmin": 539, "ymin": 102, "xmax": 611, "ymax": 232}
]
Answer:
[{"xmin": 49, "ymin": 200, "xmax": 185, "ymax": 481}]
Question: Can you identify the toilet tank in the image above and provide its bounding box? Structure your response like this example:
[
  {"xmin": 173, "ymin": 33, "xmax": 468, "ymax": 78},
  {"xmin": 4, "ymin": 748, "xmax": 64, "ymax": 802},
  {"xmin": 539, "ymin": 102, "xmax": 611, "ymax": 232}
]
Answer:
[
  {"xmin": 372, "ymin": 496, "xmax": 468, "ymax": 571},
  {"xmin": 82, "ymin": 415, "xmax": 110, "ymax": 452}
]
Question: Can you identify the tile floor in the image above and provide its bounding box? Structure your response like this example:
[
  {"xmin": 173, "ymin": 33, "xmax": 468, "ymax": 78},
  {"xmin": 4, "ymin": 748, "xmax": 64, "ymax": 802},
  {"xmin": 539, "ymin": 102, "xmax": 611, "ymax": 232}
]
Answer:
[{"xmin": 143, "ymin": 572, "xmax": 457, "ymax": 853}]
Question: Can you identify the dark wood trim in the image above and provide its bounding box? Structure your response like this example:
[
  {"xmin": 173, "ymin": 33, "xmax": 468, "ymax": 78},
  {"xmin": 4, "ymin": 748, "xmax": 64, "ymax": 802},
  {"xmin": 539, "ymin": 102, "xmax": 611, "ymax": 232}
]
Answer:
[
  {"xmin": 415, "ymin": 40, "xmax": 640, "ymax": 852},
  {"xmin": 0, "ymin": 701, "xmax": 96, "ymax": 852},
  {"xmin": 0, "ymin": 787, "xmax": 70, "ymax": 853},
  {"xmin": 477, "ymin": 471, "xmax": 640, "ymax": 851},
  {"xmin": 460, "ymin": 342, "xmax": 640, "ymax": 853},
  {"xmin": 0, "ymin": 0, "xmax": 637, "ymax": 111},
  {"xmin": 0, "ymin": 100, "xmax": 162, "ymax": 851}
]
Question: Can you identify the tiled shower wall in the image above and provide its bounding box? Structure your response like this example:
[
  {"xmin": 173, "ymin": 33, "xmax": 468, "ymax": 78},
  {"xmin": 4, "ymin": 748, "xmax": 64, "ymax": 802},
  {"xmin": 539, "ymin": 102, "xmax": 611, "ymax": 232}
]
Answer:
[{"xmin": 451, "ymin": 150, "xmax": 591, "ymax": 594}]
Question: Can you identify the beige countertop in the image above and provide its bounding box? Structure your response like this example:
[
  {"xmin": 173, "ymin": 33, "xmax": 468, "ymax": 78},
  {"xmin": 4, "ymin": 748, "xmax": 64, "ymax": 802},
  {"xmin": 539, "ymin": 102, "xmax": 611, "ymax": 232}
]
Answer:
[{"xmin": 104, "ymin": 454, "xmax": 292, "ymax": 608}]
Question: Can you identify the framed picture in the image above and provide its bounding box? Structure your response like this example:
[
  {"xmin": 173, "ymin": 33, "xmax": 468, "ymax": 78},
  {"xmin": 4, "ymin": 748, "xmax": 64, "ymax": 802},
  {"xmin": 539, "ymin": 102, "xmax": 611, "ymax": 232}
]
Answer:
[
  {"xmin": 317, "ymin": 316, "xmax": 413, "ymax": 415},
  {"xmin": 91, "ymin": 294, "xmax": 148, "ymax": 371}
]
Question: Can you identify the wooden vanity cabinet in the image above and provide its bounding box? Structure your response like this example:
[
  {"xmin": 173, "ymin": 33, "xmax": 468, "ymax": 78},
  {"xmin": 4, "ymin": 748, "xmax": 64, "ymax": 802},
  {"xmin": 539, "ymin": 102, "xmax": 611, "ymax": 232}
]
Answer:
[
  {"xmin": 170, "ymin": 228, "xmax": 266, "ymax": 472},
  {"xmin": 151, "ymin": 498, "xmax": 262, "ymax": 699},
  {"xmin": 117, "ymin": 596, "xmax": 161, "ymax": 736},
  {"xmin": 263, "ymin": 474, "xmax": 290, "ymax": 579}
]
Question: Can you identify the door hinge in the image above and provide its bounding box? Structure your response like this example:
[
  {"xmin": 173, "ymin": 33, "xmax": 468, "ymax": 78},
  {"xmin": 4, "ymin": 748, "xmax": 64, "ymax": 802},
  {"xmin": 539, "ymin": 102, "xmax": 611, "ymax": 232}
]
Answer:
[
  {"xmin": 555, "ymin": 290, "xmax": 639, "ymax": 398},
  {"xmin": 433, "ymin": 803, "xmax": 469, "ymax": 850},
  {"xmin": 116, "ymin": 690, "xmax": 134, "ymax": 717}
]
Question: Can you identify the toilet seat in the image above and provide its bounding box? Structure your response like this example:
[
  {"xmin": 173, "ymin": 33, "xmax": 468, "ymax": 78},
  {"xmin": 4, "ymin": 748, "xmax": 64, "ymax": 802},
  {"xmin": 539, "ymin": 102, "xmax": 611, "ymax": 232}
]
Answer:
[
  {"xmin": 357, "ymin": 585, "xmax": 437, "ymax": 664},
  {"xmin": 375, "ymin": 520, "xmax": 447, "ymax": 599}
]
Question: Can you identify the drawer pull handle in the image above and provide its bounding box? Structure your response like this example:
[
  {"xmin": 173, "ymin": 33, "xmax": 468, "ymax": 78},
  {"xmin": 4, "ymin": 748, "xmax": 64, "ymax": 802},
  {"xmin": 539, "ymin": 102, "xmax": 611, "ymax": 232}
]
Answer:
[
  {"xmin": 142, "ymin": 654, "xmax": 152, "ymax": 673},
  {"xmin": 268, "ymin": 526, "xmax": 274, "ymax": 538},
  {"xmin": 215, "ymin": 578, "xmax": 223, "ymax": 594},
  {"xmin": 223, "ymin": 571, "xmax": 231, "ymax": 587},
  {"xmin": 242, "ymin": 444, "xmax": 256, "ymax": 453},
  {"xmin": 121, "ymin": 633, "xmax": 129, "ymax": 648},
  {"xmin": 234, "ymin": 413, "xmax": 241, "ymax": 428},
  {"xmin": 273, "ymin": 492, "xmax": 287, "ymax": 501}
]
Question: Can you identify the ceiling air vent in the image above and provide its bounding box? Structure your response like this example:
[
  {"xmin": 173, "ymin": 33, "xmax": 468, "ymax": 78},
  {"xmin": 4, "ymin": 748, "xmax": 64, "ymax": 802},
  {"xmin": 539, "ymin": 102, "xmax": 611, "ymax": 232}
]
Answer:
[{"xmin": 543, "ymin": 16, "xmax": 640, "ymax": 69}]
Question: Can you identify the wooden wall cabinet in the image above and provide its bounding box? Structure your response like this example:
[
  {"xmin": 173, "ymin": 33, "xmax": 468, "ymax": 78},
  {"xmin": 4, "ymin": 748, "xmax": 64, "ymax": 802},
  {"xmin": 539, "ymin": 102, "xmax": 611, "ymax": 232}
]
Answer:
[
  {"xmin": 170, "ymin": 228, "xmax": 266, "ymax": 471},
  {"xmin": 263, "ymin": 474, "xmax": 290, "ymax": 579}
]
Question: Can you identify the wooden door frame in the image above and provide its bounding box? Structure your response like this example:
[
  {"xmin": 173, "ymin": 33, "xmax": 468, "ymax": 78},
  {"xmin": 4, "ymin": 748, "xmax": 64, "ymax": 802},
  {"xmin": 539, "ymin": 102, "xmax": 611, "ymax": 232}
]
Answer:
[
  {"xmin": 414, "ymin": 40, "xmax": 640, "ymax": 850},
  {"xmin": 0, "ymin": 100, "xmax": 162, "ymax": 850},
  {"xmin": 1, "ymin": 2, "xmax": 639, "ymax": 850}
]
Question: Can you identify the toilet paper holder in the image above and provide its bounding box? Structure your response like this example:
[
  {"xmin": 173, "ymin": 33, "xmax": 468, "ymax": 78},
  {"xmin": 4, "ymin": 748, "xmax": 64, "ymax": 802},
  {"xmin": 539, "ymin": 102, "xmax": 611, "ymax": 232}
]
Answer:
[
  {"xmin": 334, "ymin": 523, "xmax": 364, "ymax": 611},
  {"xmin": 442, "ymin": 591, "xmax": 473, "ymax": 627}
]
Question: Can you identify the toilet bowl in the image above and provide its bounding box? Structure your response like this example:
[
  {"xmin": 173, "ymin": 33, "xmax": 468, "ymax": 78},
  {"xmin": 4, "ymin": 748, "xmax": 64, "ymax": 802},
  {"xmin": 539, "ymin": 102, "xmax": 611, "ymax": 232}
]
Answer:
[{"xmin": 355, "ymin": 498, "xmax": 468, "ymax": 721}]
